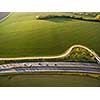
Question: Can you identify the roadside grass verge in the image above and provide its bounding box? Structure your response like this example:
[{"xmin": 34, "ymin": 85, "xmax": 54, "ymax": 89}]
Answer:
[
  {"xmin": 0, "ymin": 71, "xmax": 100, "ymax": 87},
  {"xmin": 0, "ymin": 71, "xmax": 100, "ymax": 79}
]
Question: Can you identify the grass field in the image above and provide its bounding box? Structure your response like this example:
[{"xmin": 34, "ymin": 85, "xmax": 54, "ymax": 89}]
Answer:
[
  {"xmin": 0, "ymin": 74, "xmax": 100, "ymax": 87},
  {"xmin": 0, "ymin": 12, "xmax": 100, "ymax": 58}
]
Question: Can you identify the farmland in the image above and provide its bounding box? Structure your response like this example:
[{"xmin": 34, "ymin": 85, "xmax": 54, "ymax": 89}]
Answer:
[{"xmin": 0, "ymin": 12, "xmax": 100, "ymax": 58}]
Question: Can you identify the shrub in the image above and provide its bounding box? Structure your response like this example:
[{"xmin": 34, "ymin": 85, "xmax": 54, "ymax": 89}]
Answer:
[
  {"xmin": 96, "ymin": 15, "xmax": 100, "ymax": 20},
  {"xmin": 35, "ymin": 16, "xmax": 40, "ymax": 19}
]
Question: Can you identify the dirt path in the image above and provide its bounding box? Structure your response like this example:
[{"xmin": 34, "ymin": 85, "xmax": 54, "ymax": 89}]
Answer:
[{"xmin": 0, "ymin": 45, "xmax": 100, "ymax": 63}]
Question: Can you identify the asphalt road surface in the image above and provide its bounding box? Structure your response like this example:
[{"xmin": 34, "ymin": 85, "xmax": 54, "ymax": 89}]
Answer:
[
  {"xmin": 0, "ymin": 62, "xmax": 100, "ymax": 74},
  {"xmin": 0, "ymin": 12, "xmax": 10, "ymax": 20}
]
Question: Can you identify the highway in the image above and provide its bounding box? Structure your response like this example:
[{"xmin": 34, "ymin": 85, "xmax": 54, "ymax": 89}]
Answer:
[{"xmin": 0, "ymin": 62, "xmax": 100, "ymax": 74}]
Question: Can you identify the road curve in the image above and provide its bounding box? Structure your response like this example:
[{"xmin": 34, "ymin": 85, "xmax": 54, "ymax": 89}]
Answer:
[
  {"xmin": 0, "ymin": 12, "xmax": 10, "ymax": 19},
  {"xmin": 0, "ymin": 45, "xmax": 100, "ymax": 63},
  {"xmin": 0, "ymin": 12, "xmax": 12, "ymax": 23}
]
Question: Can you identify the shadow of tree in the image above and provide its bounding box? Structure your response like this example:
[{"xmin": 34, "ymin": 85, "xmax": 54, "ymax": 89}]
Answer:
[{"xmin": 45, "ymin": 17, "xmax": 72, "ymax": 23}]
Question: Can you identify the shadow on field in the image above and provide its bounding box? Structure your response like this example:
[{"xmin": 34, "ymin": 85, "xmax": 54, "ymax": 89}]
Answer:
[{"xmin": 46, "ymin": 18, "xmax": 72, "ymax": 23}]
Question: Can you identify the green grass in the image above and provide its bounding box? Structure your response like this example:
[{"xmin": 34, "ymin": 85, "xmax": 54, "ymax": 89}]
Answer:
[
  {"xmin": 0, "ymin": 74, "xmax": 100, "ymax": 87},
  {"xmin": 0, "ymin": 12, "xmax": 100, "ymax": 57}
]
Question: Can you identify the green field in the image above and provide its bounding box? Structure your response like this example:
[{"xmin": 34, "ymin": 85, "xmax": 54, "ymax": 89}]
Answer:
[
  {"xmin": 0, "ymin": 12, "xmax": 100, "ymax": 87},
  {"xmin": 0, "ymin": 74, "xmax": 100, "ymax": 87},
  {"xmin": 0, "ymin": 12, "xmax": 100, "ymax": 57}
]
